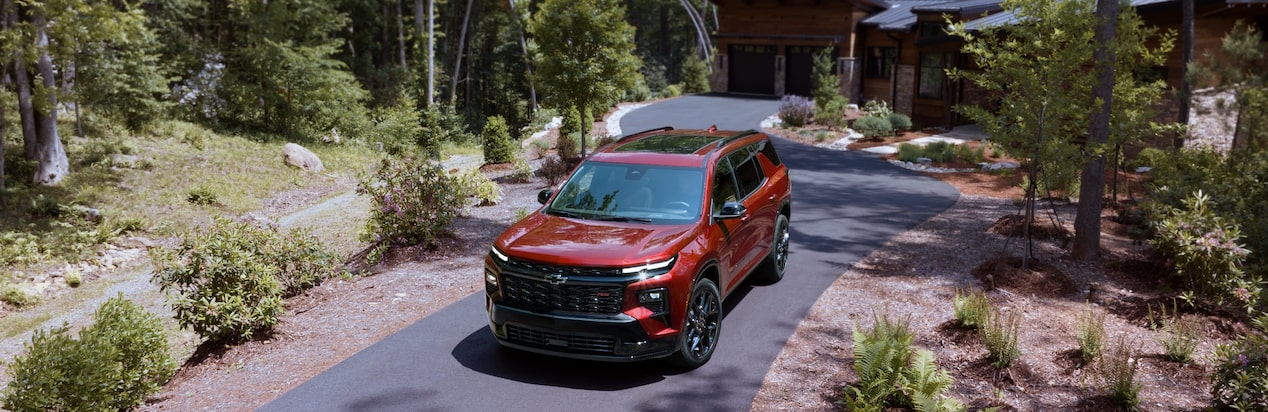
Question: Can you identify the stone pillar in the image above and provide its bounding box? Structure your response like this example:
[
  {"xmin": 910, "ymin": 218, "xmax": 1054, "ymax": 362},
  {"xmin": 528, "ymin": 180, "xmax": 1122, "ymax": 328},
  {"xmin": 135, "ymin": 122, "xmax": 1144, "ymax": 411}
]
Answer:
[
  {"xmin": 774, "ymin": 55, "xmax": 786, "ymax": 96},
  {"xmin": 712, "ymin": 54, "xmax": 729, "ymax": 93},
  {"xmin": 838, "ymin": 57, "xmax": 860, "ymax": 103},
  {"xmin": 894, "ymin": 65, "xmax": 916, "ymax": 115}
]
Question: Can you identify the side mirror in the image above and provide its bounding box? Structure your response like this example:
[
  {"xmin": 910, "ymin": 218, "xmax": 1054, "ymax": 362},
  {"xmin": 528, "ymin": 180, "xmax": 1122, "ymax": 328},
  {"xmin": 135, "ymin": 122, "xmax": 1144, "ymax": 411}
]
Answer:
[
  {"xmin": 713, "ymin": 202, "xmax": 746, "ymax": 219},
  {"xmin": 537, "ymin": 189, "xmax": 553, "ymax": 205}
]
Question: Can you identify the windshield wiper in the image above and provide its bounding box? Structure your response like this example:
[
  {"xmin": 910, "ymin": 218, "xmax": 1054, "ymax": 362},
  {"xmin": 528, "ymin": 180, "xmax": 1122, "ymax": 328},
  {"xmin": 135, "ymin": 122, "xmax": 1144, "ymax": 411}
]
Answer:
[
  {"xmin": 592, "ymin": 215, "xmax": 653, "ymax": 223},
  {"xmin": 547, "ymin": 209, "xmax": 586, "ymax": 219}
]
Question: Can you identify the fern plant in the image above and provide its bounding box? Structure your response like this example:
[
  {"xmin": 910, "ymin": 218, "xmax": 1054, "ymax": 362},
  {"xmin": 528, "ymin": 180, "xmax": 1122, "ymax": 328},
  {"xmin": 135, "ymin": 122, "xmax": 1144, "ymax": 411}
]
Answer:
[
  {"xmin": 843, "ymin": 313, "xmax": 914, "ymax": 411},
  {"xmin": 904, "ymin": 350, "xmax": 966, "ymax": 412},
  {"xmin": 1076, "ymin": 302, "xmax": 1107, "ymax": 362},
  {"xmin": 983, "ymin": 309, "xmax": 1021, "ymax": 368},
  {"xmin": 953, "ymin": 289, "xmax": 990, "ymax": 330}
]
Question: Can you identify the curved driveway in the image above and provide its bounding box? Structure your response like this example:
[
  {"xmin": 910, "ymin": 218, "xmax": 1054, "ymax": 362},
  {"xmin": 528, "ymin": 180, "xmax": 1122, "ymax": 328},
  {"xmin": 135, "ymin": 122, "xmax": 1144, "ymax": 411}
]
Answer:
[{"xmin": 262, "ymin": 95, "xmax": 959, "ymax": 411}]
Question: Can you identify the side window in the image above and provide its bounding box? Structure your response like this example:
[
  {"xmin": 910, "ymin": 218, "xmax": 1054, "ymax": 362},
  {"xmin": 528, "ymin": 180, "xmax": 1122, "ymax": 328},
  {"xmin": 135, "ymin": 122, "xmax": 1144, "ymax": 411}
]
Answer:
[
  {"xmin": 728, "ymin": 146, "xmax": 766, "ymax": 198},
  {"xmin": 711, "ymin": 158, "xmax": 738, "ymax": 214},
  {"xmin": 759, "ymin": 140, "xmax": 782, "ymax": 166}
]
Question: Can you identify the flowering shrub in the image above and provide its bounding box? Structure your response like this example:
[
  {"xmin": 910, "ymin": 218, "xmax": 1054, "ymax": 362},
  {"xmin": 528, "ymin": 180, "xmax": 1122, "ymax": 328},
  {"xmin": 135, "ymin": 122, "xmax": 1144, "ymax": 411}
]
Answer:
[
  {"xmin": 359, "ymin": 157, "xmax": 469, "ymax": 248},
  {"xmin": 1151, "ymin": 190, "xmax": 1259, "ymax": 313},
  {"xmin": 778, "ymin": 95, "xmax": 814, "ymax": 127},
  {"xmin": 1211, "ymin": 314, "xmax": 1268, "ymax": 410}
]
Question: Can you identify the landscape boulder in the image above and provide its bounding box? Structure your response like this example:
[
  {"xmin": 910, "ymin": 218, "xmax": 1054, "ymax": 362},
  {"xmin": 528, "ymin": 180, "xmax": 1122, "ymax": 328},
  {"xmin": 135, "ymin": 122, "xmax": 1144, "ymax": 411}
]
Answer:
[{"xmin": 283, "ymin": 143, "xmax": 324, "ymax": 172}]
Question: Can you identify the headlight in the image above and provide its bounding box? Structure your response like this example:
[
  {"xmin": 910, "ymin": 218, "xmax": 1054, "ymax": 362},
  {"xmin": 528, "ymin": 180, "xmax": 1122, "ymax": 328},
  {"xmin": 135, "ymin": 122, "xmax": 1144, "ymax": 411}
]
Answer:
[
  {"xmin": 490, "ymin": 246, "xmax": 509, "ymax": 262},
  {"xmin": 621, "ymin": 255, "xmax": 676, "ymax": 277}
]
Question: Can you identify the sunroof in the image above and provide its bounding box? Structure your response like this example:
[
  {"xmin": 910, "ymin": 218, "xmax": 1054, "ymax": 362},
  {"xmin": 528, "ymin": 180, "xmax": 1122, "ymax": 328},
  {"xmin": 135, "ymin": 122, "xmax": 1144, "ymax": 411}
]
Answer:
[{"xmin": 614, "ymin": 134, "xmax": 724, "ymax": 154}]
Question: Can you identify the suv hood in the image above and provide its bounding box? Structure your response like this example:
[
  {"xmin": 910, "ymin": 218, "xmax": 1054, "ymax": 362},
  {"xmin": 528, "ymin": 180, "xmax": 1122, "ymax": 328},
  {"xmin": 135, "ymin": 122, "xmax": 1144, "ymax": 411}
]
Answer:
[{"xmin": 496, "ymin": 213, "xmax": 695, "ymax": 267}]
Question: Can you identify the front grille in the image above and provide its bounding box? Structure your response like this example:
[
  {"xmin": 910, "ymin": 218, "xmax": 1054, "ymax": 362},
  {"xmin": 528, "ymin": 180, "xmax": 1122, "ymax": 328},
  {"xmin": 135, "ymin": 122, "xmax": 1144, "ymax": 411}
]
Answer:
[
  {"xmin": 506, "ymin": 324, "xmax": 616, "ymax": 354},
  {"xmin": 504, "ymin": 258, "xmax": 624, "ymax": 277},
  {"xmin": 501, "ymin": 275, "xmax": 624, "ymax": 314}
]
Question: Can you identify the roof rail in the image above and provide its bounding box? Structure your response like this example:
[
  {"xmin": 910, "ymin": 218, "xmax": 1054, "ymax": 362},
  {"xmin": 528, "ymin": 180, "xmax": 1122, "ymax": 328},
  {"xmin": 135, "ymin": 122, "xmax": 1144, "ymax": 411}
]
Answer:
[
  {"xmin": 715, "ymin": 129, "xmax": 761, "ymax": 149},
  {"xmin": 617, "ymin": 126, "xmax": 674, "ymax": 142}
]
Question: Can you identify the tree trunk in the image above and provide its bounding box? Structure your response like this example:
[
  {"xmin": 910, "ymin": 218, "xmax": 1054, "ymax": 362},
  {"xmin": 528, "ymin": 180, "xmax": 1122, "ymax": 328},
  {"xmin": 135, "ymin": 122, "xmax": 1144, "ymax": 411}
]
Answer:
[
  {"xmin": 32, "ymin": 15, "xmax": 68, "ymax": 186},
  {"xmin": 450, "ymin": 0, "xmax": 474, "ymax": 103},
  {"xmin": 397, "ymin": 0, "xmax": 407, "ymax": 71},
  {"xmin": 508, "ymin": 0, "xmax": 536, "ymax": 112},
  {"xmin": 1176, "ymin": 0, "xmax": 1193, "ymax": 149},
  {"xmin": 5, "ymin": 0, "xmax": 36, "ymax": 160},
  {"xmin": 678, "ymin": 0, "xmax": 711, "ymax": 62},
  {"xmin": 1073, "ymin": 0, "xmax": 1118, "ymax": 261},
  {"xmin": 427, "ymin": 0, "xmax": 434, "ymax": 105}
]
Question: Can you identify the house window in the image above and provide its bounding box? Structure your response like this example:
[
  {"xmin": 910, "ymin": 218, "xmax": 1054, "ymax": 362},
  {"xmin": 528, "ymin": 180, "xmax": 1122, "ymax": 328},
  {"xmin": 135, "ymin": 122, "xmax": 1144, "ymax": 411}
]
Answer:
[
  {"xmin": 919, "ymin": 22, "xmax": 947, "ymax": 39},
  {"xmin": 918, "ymin": 52, "xmax": 950, "ymax": 99},
  {"xmin": 1134, "ymin": 66, "xmax": 1168, "ymax": 84},
  {"xmin": 866, "ymin": 47, "xmax": 897, "ymax": 79}
]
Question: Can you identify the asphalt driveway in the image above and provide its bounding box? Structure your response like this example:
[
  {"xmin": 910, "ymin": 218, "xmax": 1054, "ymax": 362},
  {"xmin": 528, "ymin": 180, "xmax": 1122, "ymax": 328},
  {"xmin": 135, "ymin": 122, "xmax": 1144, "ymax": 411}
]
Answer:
[{"xmin": 261, "ymin": 94, "xmax": 959, "ymax": 411}]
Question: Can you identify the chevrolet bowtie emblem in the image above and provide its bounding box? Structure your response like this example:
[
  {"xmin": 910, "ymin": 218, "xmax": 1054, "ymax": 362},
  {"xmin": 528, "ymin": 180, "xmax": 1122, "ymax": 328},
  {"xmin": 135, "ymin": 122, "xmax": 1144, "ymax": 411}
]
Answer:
[{"xmin": 544, "ymin": 273, "xmax": 568, "ymax": 285}]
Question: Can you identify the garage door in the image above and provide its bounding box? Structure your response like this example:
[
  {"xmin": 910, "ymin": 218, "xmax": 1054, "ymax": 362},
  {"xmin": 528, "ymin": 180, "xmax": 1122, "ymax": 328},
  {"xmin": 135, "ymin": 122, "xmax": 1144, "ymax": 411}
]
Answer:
[
  {"xmin": 785, "ymin": 46, "xmax": 834, "ymax": 97},
  {"xmin": 728, "ymin": 44, "xmax": 776, "ymax": 95}
]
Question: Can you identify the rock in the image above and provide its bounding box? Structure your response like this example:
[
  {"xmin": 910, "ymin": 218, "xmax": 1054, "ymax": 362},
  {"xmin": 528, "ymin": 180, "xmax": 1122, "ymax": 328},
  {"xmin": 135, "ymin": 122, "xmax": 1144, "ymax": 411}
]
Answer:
[
  {"xmin": 120, "ymin": 236, "xmax": 155, "ymax": 249},
  {"xmin": 323, "ymin": 128, "xmax": 342, "ymax": 145},
  {"xmin": 110, "ymin": 154, "xmax": 140, "ymax": 168},
  {"xmin": 283, "ymin": 143, "xmax": 325, "ymax": 172},
  {"xmin": 70, "ymin": 205, "xmax": 103, "ymax": 223},
  {"xmin": 917, "ymin": 157, "xmax": 933, "ymax": 166},
  {"xmin": 982, "ymin": 161, "xmax": 1020, "ymax": 171}
]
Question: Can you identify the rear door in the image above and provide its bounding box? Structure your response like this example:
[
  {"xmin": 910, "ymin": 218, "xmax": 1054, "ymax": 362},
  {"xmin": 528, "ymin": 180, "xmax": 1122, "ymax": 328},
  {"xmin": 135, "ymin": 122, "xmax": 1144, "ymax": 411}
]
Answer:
[{"xmin": 712, "ymin": 144, "xmax": 773, "ymax": 292}]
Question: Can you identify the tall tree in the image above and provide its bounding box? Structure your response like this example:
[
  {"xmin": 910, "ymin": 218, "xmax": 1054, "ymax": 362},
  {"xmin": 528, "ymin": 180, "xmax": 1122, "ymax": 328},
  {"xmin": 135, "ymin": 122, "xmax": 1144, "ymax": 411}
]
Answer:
[
  {"xmin": 531, "ymin": 0, "xmax": 641, "ymax": 155},
  {"xmin": 1073, "ymin": 0, "xmax": 1119, "ymax": 260},
  {"xmin": 29, "ymin": 6, "xmax": 67, "ymax": 185},
  {"xmin": 949, "ymin": 0, "xmax": 1172, "ymax": 264}
]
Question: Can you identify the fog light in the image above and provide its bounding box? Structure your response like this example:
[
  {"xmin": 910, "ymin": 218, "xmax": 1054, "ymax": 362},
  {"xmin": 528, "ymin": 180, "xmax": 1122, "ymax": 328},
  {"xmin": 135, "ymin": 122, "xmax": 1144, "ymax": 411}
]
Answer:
[{"xmin": 638, "ymin": 288, "xmax": 668, "ymax": 317}]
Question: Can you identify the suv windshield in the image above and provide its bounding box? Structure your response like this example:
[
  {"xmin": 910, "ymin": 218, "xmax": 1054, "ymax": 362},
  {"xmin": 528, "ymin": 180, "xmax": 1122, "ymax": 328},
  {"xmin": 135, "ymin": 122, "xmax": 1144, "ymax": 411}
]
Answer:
[{"xmin": 547, "ymin": 162, "xmax": 704, "ymax": 224}]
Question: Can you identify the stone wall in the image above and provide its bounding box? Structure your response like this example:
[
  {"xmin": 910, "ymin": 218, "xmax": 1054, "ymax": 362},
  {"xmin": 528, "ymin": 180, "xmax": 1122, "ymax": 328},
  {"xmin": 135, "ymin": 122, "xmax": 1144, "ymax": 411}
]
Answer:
[
  {"xmin": 894, "ymin": 65, "xmax": 915, "ymax": 115},
  {"xmin": 1187, "ymin": 88, "xmax": 1238, "ymax": 153}
]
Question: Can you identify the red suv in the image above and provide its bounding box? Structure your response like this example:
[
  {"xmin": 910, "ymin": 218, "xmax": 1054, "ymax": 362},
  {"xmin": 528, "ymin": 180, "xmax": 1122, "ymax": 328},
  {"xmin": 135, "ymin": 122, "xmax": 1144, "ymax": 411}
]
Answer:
[{"xmin": 484, "ymin": 127, "xmax": 792, "ymax": 368}]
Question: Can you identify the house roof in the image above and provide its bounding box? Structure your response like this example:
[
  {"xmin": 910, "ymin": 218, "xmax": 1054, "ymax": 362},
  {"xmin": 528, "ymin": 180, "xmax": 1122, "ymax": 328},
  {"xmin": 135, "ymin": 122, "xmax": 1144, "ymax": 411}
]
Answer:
[
  {"xmin": 861, "ymin": 0, "xmax": 1002, "ymax": 32},
  {"xmin": 961, "ymin": 0, "xmax": 1263, "ymax": 31}
]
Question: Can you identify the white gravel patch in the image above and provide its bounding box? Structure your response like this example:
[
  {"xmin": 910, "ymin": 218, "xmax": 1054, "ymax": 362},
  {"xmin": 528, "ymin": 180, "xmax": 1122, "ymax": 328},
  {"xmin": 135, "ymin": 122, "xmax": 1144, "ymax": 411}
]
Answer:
[{"xmin": 605, "ymin": 103, "xmax": 651, "ymax": 137}]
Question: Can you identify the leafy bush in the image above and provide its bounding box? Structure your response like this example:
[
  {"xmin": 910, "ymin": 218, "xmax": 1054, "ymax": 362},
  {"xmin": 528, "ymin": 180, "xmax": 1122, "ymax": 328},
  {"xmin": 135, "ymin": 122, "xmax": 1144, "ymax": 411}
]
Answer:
[
  {"xmin": 663, "ymin": 83, "xmax": 683, "ymax": 97},
  {"xmin": 923, "ymin": 141, "xmax": 955, "ymax": 163},
  {"xmin": 1211, "ymin": 314, "xmax": 1268, "ymax": 410},
  {"xmin": 1098, "ymin": 337, "xmax": 1142, "ymax": 411},
  {"xmin": 509, "ymin": 160, "xmax": 534, "ymax": 183},
  {"xmin": 1150, "ymin": 191, "xmax": 1258, "ymax": 313},
  {"xmin": 561, "ymin": 106, "xmax": 582, "ymax": 138},
  {"xmin": 853, "ymin": 115, "xmax": 893, "ymax": 140},
  {"xmin": 2, "ymin": 295, "xmax": 175, "ymax": 411},
  {"xmin": 953, "ymin": 289, "xmax": 990, "ymax": 330},
  {"xmin": 814, "ymin": 96, "xmax": 849, "ymax": 130},
  {"xmin": 359, "ymin": 157, "xmax": 469, "ymax": 248},
  {"xmin": 64, "ymin": 269, "xmax": 83, "ymax": 287},
  {"xmin": 863, "ymin": 99, "xmax": 894, "ymax": 118},
  {"xmin": 366, "ymin": 93, "xmax": 423, "ymax": 156},
  {"xmin": 0, "ymin": 232, "xmax": 45, "ymax": 267},
  {"xmin": 530, "ymin": 139, "xmax": 552, "ymax": 159},
  {"xmin": 983, "ymin": 309, "xmax": 1021, "ymax": 368},
  {"xmin": 1, "ymin": 283, "xmax": 38, "ymax": 308},
  {"xmin": 152, "ymin": 218, "xmax": 289, "ymax": 343},
  {"xmin": 460, "ymin": 170, "xmax": 502, "ymax": 207},
  {"xmin": 537, "ymin": 155, "xmax": 571, "ymax": 186},
  {"xmin": 778, "ymin": 95, "xmax": 814, "ymax": 128},
  {"xmin": 1076, "ymin": 303, "xmax": 1107, "ymax": 362},
  {"xmin": 1132, "ymin": 147, "xmax": 1167, "ymax": 169},
  {"xmin": 888, "ymin": 113, "xmax": 913, "ymax": 132},
  {"xmin": 482, "ymin": 115, "xmax": 517, "ymax": 164},
  {"xmin": 557, "ymin": 132, "xmax": 580, "ymax": 162}
]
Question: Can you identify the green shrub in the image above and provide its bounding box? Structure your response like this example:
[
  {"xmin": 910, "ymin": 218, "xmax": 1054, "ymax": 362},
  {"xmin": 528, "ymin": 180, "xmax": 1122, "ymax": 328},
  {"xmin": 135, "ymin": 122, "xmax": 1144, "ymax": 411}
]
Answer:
[
  {"xmin": 557, "ymin": 133, "xmax": 581, "ymax": 161},
  {"xmin": 663, "ymin": 83, "xmax": 683, "ymax": 97},
  {"xmin": 1149, "ymin": 301, "xmax": 1201, "ymax": 363},
  {"xmin": 1150, "ymin": 191, "xmax": 1258, "ymax": 313},
  {"xmin": 359, "ymin": 157, "xmax": 469, "ymax": 248},
  {"xmin": 530, "ymin": 139, "xmax": 552, "ymax": 159},
  {"xmin": 0, "ymin": 231, "xmax": 45, "ymax": 267},
  {"xmin": 186, "ymin": 186, "xmax": 219, "ymax": 206},
  {"xmin": 1098, "ymin": 337, "xmax": 1142, "ymax": 411},
  {"xmin": 562, "ymin": 106, "xmax": 582, "ymax": 138},
  {"xmin": 853, "ymin": 115, "xmax": 893, "ymax": 140},
  {"xmin": 863, "ymin": 99, "xmax": 894, "ymax": 118},
  {"xmin": 680, "ymin": 53, "xmax": 711, "ymax": 94},
  {"xmin": 1, "ymin": 283, "xmax": 38, "ymax": 308},
  {"xmin": 460, "ymin": 171, "xmax": 502, "ymax": 207},
  {"xmin": 953, "ymin": 289, "xmax": 990, "ymax": 330},
  {"xmin": 811, "ymin": 47, "xmax": 842, "ymax": 110},
  {"xmin": 905, "ymin": 350, "xmax": 966, "ymax": 412},
  {"xmin": 366, "ymin": 93, "xmax": 423, "ymax": 156},
  {"xmin": 79, "ymin": 295, "xmax": 177, "ymax": 408},
  {"xmin": 924, "ymin": 141, "xmax": 955, "ymax": 163},
  {"xmin": 814, "ymin": 95, "xmax": 849, "ymax": 130},
  {"xmin": 983, "ymin": 309, "xmax": 1021, "ymax": 368},
  {"xmin": 778, "ymin": 95, "xmax": 814, "ymax": 128},
  {"xmin": 2, "ymin": 325, "xmax": 119, "ymax": 411},
  {"xmin": 509, "ymin": 159, "xmax": 534, "ymax": 184},
  {"xmin": 1132, "ymin": 147, "xmax": 1168, "ymax": 168},
  {"xmin": 151, "ymin": 217, "xmax": 287, "ymax": 343},
  {"xmin": 2, "ymin": 296, "xmax": 175, "ymax": 411},
  {"xmin": 887, "ymin": 113, "xmax": 913, "ymax": 132},
  {"xmin": 482, "ymin": 115, "xmax": 517, "ymax": 164},
  {"xmin": 1211, "ymin": 314, "xmax": 1268, "ymax": 410},
  {"xmin": 1076, "ymin": 303, "xmax": 1107, "ymax": 362},
  {"xmin": 64, "ymin": 269, "xmax": 83, "ymax": 287}
]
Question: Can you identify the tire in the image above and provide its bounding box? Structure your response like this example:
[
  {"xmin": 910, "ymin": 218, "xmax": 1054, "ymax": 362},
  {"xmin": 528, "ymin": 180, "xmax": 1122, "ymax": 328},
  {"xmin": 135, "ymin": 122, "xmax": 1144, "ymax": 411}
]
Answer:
[
  {"xmin": 671, "ymin": 278, "xmax": 722, "ymax": 369},
  {"xmin": 756, "ymin": 214, "xmax": 790, "ymax": 284}
]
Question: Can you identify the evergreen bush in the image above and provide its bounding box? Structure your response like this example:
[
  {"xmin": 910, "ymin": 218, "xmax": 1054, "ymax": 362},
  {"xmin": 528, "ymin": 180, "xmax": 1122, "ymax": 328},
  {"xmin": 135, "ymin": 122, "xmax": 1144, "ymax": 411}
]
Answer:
[
  {"xmin": 887, "ymin": 112, "xmax": 913, "ymax": 132},
  {"xmin": 680, "ymin": 53, "xmax": 711, "ymax": 94},
  {"xmin": 853, "ymin": 115, "xmax": 893, "ymax": 141},
  {"xmin": 814, "ymin": 96, "xmax": 849, "ymax": 130},
  {"xmin": 482, "ymin": 115, "xmax": 517, "ymax": 164}
]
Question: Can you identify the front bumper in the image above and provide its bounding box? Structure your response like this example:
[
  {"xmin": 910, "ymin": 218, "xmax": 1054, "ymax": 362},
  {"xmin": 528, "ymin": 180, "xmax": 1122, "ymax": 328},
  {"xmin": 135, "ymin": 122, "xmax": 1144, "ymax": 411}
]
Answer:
[{"xmin": 487, "ymin": 297, "xmax": 678, "ymax": 362}]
